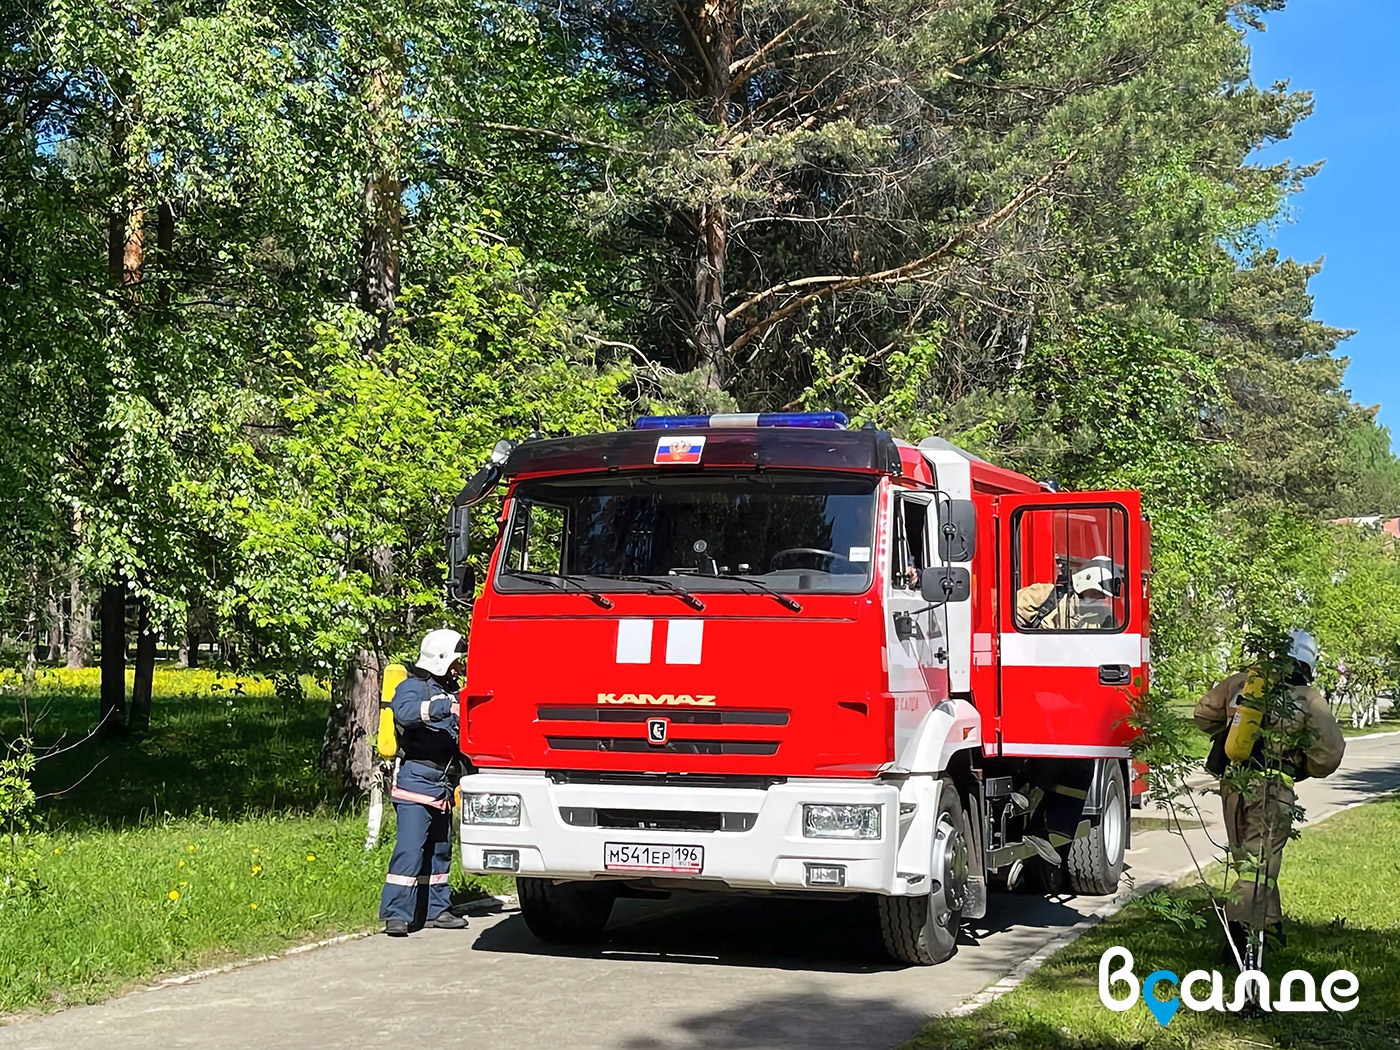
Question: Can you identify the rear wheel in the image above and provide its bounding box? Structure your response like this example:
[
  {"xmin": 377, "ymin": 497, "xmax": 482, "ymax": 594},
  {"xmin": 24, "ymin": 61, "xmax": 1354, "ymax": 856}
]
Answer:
[
  {"xmin": 1065, "ymin": 762, "xmax": 1127, "ymax": 895},
  {"xmin": 879, "ymin": 777, "xmax": 968, "ymax": 965},
  {"xmin": 516, "ymin": 877, "xmax": 617, "ymax": 944}
]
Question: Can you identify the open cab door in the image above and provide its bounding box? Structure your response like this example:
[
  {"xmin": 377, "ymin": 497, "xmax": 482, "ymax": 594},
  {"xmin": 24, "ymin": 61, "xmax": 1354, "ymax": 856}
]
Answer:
[{"xmin": 994, "ymin": 491, "xmax": 1145, "ymax": 758}]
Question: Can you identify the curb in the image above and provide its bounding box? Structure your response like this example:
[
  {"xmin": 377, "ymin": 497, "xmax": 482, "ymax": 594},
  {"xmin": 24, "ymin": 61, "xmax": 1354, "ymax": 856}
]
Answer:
[{"xmin": 947, "ymin": 865, "xmax": 1190, "ymax": 1017}]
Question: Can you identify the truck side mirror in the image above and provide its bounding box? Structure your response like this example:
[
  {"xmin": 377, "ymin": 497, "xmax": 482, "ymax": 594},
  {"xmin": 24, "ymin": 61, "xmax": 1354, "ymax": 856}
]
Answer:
[
  {"xmin": 448, "ymin": 563, "xmax": 477, "ymax": 606},
  {"xmin": 921, "ymin": 566, "xmax": 971, "ymax": 604},
  {"xmin": 446, "ymin": 503, "xmax": 474, "ymax": 605},
  {"xmin": 938, "ymin": 500, "xmax": 977, "ymax": 562}
]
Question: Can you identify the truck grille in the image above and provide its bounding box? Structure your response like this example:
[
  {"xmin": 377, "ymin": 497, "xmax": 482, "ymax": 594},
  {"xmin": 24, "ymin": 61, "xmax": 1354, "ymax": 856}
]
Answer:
[
  {"xmin": 538, "ymin": 707, "xmax": 788, "ymax": 726},
  {"xmin": 546, "ymin": 737, "xmax": 778, "ymax": 756},
  {"xmin": 559, "ymin": 807, "xmax": 757, "ymax": 832},
  {"xmin": 548, "ymin": 771, "xmax": 785, "ymax": 789}
]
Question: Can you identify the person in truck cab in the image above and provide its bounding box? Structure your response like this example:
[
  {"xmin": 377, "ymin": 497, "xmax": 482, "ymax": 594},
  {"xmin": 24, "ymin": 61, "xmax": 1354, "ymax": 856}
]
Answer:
[
  {"xmin": 1015, "ymin": 555, "xmax": 1120, "ymax": 630},
  {"xmin": 380, "ymin": 628, "xmax": 470, "ymax": 936},
  {"xmin": 1194, "ymin": 629, "xmax": 1345, "ymax": 955}
]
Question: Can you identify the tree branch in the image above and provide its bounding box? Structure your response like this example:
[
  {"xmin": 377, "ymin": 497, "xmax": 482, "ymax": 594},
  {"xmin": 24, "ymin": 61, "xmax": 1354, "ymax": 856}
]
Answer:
[
  {"xmin": 726, "ymin": 14, "xmax": 812, "ymax": 91},
  {"xmin": 941, "ymin": 0, "xmax": 1072, "ymax": 75},
  {"xmin": 724, "ymin": 152, "xmax": 1076, "ymax": 355}
]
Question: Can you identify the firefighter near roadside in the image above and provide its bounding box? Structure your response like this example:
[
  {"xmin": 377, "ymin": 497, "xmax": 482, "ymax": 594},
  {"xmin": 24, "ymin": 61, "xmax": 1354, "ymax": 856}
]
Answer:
[
  {"xmin": 378, "ymin": 628, "xmax": 472, "ymax": 936},
  {"xmin": 1193, "ymin": 629, "xmax": 1345, "ymax": 958}
]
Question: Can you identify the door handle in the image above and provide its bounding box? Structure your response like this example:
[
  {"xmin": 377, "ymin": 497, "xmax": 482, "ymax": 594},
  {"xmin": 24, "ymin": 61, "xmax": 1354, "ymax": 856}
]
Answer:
[
  {"xmin": 894, "ymin": 612, "xmax": 921, "ymax": 642},
  {"xmin": 1098, "ymin": 664, "xmax": 1131, "ymax": 686}
]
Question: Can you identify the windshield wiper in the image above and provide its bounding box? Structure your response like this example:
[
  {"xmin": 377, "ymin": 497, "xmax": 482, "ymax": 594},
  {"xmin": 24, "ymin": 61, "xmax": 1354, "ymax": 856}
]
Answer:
[
  {"xmin": 724, "ymin": 575, "xmax": 803, "ymax": 613},
  {"xmin": 504, "ymin": 570, "xmax": 614, "ymax": 609},
  {"xmin": 598, "ymin": 574, "xmax": 706, "ymax": 611}
]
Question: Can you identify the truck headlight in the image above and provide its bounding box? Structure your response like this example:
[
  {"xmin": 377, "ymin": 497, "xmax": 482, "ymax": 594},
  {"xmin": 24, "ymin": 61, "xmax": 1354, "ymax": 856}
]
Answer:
[
  {"xmin": 803, "ymin": 804, "xmax": 881, "ymax": 840},
  {"xmin": 463, "ymin": 792, "xmax": 522, "ymax": 826}
]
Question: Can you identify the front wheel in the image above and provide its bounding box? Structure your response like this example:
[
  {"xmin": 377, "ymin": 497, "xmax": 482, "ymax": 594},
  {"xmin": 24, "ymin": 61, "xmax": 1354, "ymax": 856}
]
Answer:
[
  {"xmin": 879, "ymin": 777, "xmax": 969, "ymax": 965},
  {"xmin": 516, "ymin": 877, "xmax": 617, "ymax": 944},
  {"xmin": 1065, "ymin": 762, "xmax": 1128, "ymax": 895}
]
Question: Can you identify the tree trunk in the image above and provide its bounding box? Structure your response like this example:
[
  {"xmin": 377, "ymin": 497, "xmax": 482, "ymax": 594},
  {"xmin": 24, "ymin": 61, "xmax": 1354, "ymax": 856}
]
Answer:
[
  {"xmin": 322, "ymin": 649, "xmax": 381, "ymax": 793},
  {"xmin": 46, "ymin": 588, "xmax": 63, "ymax": 662},
  {"xmin": 66, "ymin": 573, "xmax": 92, "ymax": 670},
  {"xmin": 690, "ymin": 0, "xmax": 737, "ymax": 387},
  {"xmin": 99, "ymin": 580, "xmax": 128, "ymax": 736},
  {"xmin": 100, "ymin": 87, "xmax": 140, "ymax": 739},
  {"xmin": 360, "ymin": 37, "xmax": 403, "ymax": 352},
  {"xmin": 22, "ymin": 569, "xmax": 39, "ymax": 684},
  {"xmin": 130, "ymin": 596, "xmax": 157, "ymax": 733}
]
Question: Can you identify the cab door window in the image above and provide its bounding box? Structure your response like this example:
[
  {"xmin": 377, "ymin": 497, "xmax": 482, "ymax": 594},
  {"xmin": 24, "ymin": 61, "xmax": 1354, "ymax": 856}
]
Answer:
[
  {"xmin": 891, "ymin": 493, "xmax": 930, "ymax": 591},
  {"xmin": 1012, "ymin": 505, "xmax": 1128, "ymax": 631}
]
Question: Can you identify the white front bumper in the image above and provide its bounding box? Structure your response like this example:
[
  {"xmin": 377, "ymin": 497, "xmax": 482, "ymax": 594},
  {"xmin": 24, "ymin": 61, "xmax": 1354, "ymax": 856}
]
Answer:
[{"xmin": 458, "ymin": 771, "xmax": 933, "ymax": 895}]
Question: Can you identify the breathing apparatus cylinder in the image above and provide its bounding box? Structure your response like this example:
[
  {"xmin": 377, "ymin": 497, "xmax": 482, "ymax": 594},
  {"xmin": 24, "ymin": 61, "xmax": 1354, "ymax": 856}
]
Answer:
[
  {"xmin": 377, "ymin": 662, "xmax": 409, "ymax": 760},
  {"xmin": 1224, "ymin": 665, "xmax": 1268, "ymax": 763}
]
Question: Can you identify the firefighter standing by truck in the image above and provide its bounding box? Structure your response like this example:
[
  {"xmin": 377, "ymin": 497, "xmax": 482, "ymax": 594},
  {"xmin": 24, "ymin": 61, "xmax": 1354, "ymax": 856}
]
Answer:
[
  {"xmin": 380, "ymin": 628, "xmax": 471, "ymax": 936},
  {"xmin": 1194, "ymin": 629, "xmax": 1345, "ymax": 953}
]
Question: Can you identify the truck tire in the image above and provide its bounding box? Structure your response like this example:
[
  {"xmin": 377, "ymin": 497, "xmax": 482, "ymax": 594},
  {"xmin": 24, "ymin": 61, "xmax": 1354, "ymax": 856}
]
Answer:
[
  {"xmin": 1065, "ymin": 762, "xmax": 1127, "ymax": 896},
  {"xmin": 879, "ymin": 777, "xmax": 968, "ymax": 965},
  {"xmin": 516, "ymin": 877, "xmax": 617, "ymax": 944}
]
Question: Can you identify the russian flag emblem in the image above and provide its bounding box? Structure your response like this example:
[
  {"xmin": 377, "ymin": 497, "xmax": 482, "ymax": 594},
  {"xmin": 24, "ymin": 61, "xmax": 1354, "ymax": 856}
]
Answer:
[{"xmin": 654, "ymin": 434, "xmax": 706, "ymax": 464}]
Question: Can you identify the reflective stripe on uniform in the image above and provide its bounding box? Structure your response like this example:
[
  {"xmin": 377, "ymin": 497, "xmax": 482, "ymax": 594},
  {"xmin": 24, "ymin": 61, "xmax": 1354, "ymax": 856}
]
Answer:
[
  {"xmin": 385, "ymin": 873, "xmax": 419, "ymax": 886},
  {"xmin": 428, "ymin": 872, "xmax": 450, "ymax": 884},
  {"xmin": 419, "ymin": 699, "xmax": 432, "ymax": 722},
  {"xmin": 391, "ymin": 786, "xmax": 449, "ymax": 810}
]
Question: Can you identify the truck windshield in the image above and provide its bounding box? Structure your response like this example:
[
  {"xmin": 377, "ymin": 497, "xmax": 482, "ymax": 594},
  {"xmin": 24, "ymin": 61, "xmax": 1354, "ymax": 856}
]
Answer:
[{"xmin": 497, "ymin": 473, "xmax": 878, "ymax": 594}]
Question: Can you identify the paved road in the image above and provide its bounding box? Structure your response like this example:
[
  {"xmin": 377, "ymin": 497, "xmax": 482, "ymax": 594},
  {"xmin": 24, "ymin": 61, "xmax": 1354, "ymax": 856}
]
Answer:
[{"xmin": 5, "ymin": 733, "xmax": 1398, "ymax": 1050}]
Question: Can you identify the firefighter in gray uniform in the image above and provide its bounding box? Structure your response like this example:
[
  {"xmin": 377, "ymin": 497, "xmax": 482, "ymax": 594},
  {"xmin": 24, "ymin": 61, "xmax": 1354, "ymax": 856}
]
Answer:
[{"xmin": 380, "ymin": 629, "xmax": 470, "ymax": 936}]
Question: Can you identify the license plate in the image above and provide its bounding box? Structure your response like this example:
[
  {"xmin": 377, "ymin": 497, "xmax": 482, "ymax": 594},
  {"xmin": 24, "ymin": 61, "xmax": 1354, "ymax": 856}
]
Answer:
[{"xmin": 604, "ymin": 842, "xmax": 704, "ymax": 874}]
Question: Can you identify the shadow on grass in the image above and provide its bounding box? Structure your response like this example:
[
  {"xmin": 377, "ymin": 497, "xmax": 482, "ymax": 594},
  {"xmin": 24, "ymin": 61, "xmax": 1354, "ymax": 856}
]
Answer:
[{"xmin": 0, "ymin": 673, "xmax": 346, "ymax": 832}]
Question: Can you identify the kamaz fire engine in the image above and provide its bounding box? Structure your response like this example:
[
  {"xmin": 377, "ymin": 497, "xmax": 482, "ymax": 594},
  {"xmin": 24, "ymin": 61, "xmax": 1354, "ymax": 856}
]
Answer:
[{"xmin": 444, "ymin": 412, "xmax": 1148, "ymax": 964}]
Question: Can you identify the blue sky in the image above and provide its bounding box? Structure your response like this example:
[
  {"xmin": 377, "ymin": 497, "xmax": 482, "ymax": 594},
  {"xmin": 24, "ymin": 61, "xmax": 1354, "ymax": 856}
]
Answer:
[{"xmin": 1247, "ymin": 1, "xmax": 1398, "ymax": 432}]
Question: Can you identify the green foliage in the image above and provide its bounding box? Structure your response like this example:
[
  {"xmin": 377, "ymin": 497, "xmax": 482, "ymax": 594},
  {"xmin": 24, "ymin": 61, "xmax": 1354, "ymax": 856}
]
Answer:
[
  {"xmin": 221, "ymin": 238, "xmax": 627, "ymax": 670},
  {"xmin": 0, "ymin": 733, "xmax": 39, "ymax": 901},
  {"xmin": 1334, "ymin": 414, "xmax": 1400, "ymax": 517}
]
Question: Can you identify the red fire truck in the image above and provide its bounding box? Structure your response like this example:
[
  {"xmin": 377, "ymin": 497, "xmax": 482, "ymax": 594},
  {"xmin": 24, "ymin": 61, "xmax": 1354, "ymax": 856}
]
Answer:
[{"xmin": 445, "ymin": 412, "xmax": 1148, "ymax": 964}]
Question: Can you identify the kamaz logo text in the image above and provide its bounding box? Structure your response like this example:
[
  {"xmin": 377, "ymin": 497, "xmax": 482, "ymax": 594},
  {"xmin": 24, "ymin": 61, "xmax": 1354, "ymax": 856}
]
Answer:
[{"xmin": 597, "ymin": 693, "xmax": 717, "ymax": 706}]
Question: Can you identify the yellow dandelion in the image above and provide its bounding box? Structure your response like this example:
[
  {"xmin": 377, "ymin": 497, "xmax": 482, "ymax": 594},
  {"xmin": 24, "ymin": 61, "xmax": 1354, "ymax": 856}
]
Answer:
[
  {"xmin": 251, "ymin": 865, "xmax": 263, "ymax": 876},
  {"xmin": 168, "ymin": 890, "xmax": 180, "ymax": 901},
  {"xmin": 188, "ymin": 845, "xmax": 196, "ymax": 852},
  {"xmin": 178, "ymin": 860, "xmax": 185, "ymax": 868},
  {"xmin": 305, "ymin": 853, "xmax": 316, "ymax": 862},
  {"xmin": 250, "ymin": 903, "xmax": 259, "ymax": 910}
]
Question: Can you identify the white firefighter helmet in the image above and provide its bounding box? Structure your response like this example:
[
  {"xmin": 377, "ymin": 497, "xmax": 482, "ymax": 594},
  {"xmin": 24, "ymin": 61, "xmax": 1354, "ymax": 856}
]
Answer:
[
  {"xmin": 417, "ymin": 628, "xmax": 466, "ymax": 676},
  {"xmin": 1071, "ymin": 555, "xmax": 1119, "ymax": 598},
  {"xmin": 1287, "ymin": 629, "xmax": 1319, "ymax": 677}
]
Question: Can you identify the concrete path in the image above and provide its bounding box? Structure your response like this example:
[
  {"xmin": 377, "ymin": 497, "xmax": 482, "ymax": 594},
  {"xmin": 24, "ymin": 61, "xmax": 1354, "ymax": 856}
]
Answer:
[{"xmin": 5, "ymin": 732, "xmax": 1397, "ymax": 1050}]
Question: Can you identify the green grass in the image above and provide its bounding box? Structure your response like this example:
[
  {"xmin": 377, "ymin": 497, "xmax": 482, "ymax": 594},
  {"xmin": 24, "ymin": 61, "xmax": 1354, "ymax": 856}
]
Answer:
[
  {"xmin": 0, "ymin": 666, "xmax": 510, "ymax": 1016},
  {"xmin": 906, "ymin": 798, "xmax": 1400, "ymax": 1050}
]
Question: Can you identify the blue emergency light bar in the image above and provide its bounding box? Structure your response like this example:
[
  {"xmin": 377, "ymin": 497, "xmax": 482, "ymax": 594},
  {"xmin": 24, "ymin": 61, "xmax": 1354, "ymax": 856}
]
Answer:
[{"xmin": 635, "ymin": 411, "xmax": 849, "ymax": 431}]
